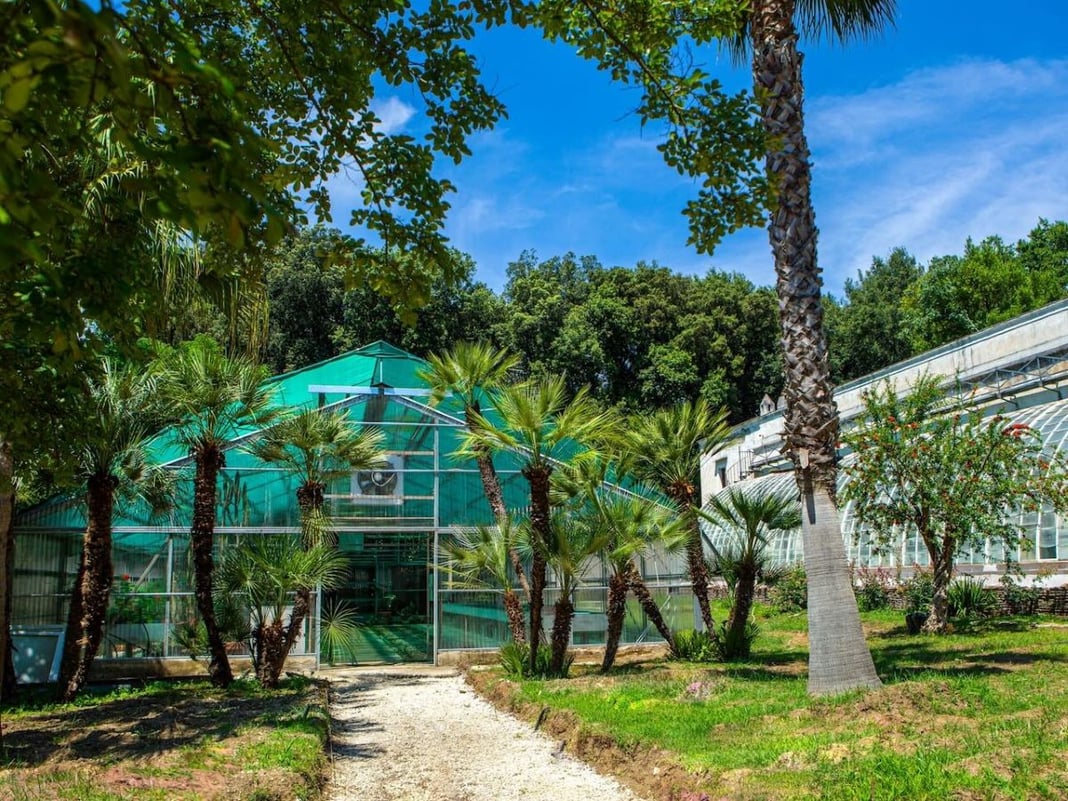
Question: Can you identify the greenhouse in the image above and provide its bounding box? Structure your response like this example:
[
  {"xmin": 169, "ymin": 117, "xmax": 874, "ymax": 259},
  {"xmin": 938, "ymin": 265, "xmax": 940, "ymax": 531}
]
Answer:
[
  {"xmin": 703, "ymin": 394, "xmax": 1068, "ymax": 576},
  {"xmin": 12, "ymin": 342, "xmax": 694, "ymax": 681}
]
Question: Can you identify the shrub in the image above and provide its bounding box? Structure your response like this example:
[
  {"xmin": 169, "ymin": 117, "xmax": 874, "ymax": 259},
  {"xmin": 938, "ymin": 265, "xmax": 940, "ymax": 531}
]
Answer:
[
  {"xmin": 854, "ymin": 566, "xmax": 893, "ymax": 611},
  {"xmin": 999, "ymin": 572, "xmax": 1042, "ymax": 615},
  {"xmin": 901, "ymin": 568, "xmax": 934, "ymax": 614},
  {"xmin": 670, "ymin": 629, "xmax": 718, "ymax": 663},
  {"xmin": 714, "ymin": 621, "xmax": 760, "ymax": 661},
  {"xmin": 768, "ymin": 564, "xmax": 807, "ymax": 613},
  {"xmin": 947, "ymin": 576, "xmax": 997, "ymax": 619},
  {"xmin": 499, "ymin": 642, "xmax": 572, "ymax": 679}
]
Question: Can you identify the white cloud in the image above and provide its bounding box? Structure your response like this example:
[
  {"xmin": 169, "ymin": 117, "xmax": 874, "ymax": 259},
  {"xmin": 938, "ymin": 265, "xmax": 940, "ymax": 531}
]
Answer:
[
  {"xmin": 370, "ymin": 96, "xmax": 417, "ymax": 135},
  {"xmin": 804, "ymin": 58, "xmax": 1068, "ymax": 293}
]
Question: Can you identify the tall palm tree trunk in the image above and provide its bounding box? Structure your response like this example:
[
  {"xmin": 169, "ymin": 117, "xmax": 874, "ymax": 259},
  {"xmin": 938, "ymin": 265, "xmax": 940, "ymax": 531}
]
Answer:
[
  {"xmin": 549, "ymin": 594, "xmax": 574, "ymax": 676},
  {"xmin": 523, "ymin": 465, "xmax": 552, "ymax": 672},
  {"xmin": 63, "ymin": 472, "xmax": 119, "ymax": 699},
  {"xmin": 625, "ymin": 561, "xmax": 675, "ymax": 652},
  {"xmin": 601, "ymin": 571, "xmax": 628, "ymax": 672},
  {"xmin": 192, "ymin": 445, "xmax": 233, "ymax": 687},
  {"xmin": 751, "ymin": 0, "xmax": 880, "ymax": 694}
]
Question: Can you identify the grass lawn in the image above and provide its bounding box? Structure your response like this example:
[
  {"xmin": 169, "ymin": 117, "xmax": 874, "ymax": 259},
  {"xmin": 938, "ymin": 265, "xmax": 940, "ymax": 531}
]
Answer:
[
  {"xmin": 0, "ymin": 676, "xmax": 329, "ymax": 801},
  {"xmin": 469, "ymin": 604, "xmax": 1068, "ymax": 801}
]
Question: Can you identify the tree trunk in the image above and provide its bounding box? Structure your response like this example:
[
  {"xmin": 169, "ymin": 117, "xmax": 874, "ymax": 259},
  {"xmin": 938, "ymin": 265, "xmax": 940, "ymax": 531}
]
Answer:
[
  {"xmin": 2, "ymin": 502, "xmax": 15, "ymax": 700},
  {"xmin": 473, "ymin": 439, "xmax": 531, "ymax": 598},
  {"xmin": 0, "ymin": 438, "xmax": 14, "ymax": 703},
  {"xmin": 523, "ymin": 465, "xmax": 552, "ymax": 673},
  {"xmin": 297, "ymin": 481, "xmax": 329, "ymax": 546},
  {"xmin": 685, "ymin": 520, "xmax": 716, "ymax": 635},
  {"xmin": 256, "ymin": 620, "xmax": 288, "ymax": 689},
  {"xmin": 601, "ymin": 571, "xmax": 628, "ymax": 673},
  {"xmin": 192, "ymin": 444, "xmax": 233, "ymax": 687},
  {"xmin": 62, "ymin": 472, "xmax": 119, "ymax": 699},
  {"xmin": 750, "ymin": 0, "xmax": 880, "ymax": 694},
  {"xmin": 549, "ymin": 593, "xmax": 574, "ymax": 676},
  {"xmin": 625, "ymin": 561, "xmax": 675, "ymax": 653},
  {"xmin": 923, "ymin": 537, "xmax": 955, "ymax": 633},
  {"xmin": 503, "ymin": 588, "xmax": 527, "ymax": 644},
  {"xmin": 723, "ymin": 562, "xmax": 757, "ymax": 659},
  {"xmin": 801, "ymin": 481, "xmax": 882, "ymax": 693},
  {"xmin": 57, "ymin": 549, "xmax": 87, "ymax": 697},
  {"xmin": 261, "ymin": 481, "xmax": 326, "ymax": 687}
]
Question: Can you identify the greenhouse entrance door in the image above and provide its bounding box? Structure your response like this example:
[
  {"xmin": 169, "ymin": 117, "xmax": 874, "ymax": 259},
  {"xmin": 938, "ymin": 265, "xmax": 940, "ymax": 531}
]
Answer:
[{"xmin": 329, "ymin": 532, "xmax": 432, "ymax": 664}]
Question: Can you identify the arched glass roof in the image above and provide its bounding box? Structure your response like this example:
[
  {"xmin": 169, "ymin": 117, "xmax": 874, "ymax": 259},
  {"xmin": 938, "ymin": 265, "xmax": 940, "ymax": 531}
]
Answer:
[{"xmin": 704, "ymin": 394, "xmax": 1068, "ymax": 570}]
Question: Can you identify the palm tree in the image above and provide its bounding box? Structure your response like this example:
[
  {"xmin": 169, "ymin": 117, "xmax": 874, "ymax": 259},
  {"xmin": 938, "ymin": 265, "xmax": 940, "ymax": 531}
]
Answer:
[
  {"xmin": 541, "ymin": 511, "xmax": 609, "ymax": 676},
  {"xmin": 465, "ymin": 375, "xmax": 614, "ymax": 671},
  {"xmin": 702, "ymin": 486, "xmax": 800, "ymax": 659},
  {"xmin": 554, "ymin": 455, "xmax": 686, "ymax": 670},
  {"xmin": 216, "ymin": 535, "xmax": 348, "ymax": 688},
  {"xmin": 734, "ymin": 0, "xmax": 894, "ymax": 693},
  {"xmin": 440, "ymin": 519, "xmax": 528, "ymax": 644},
  {"xmin": 160, "ymin": 339, "xmax": 276, "ymax": 687},
  {"xmin": 56, "ymin": 360, "xmax": 173, "ymax": 701},
  {"xmin": 420, "ymin": 343, "xmax": 530, "ymax": 596},
  {"xmin": 246, "ymin": 406, "xmax": 384, "ymax": 673},
  {"xmin": 248, "ymin": 406, "xmax": 384, "ymax": 546},
  {"xmin": 628, "ymin": 399, "xmax": 731, "ymax": 637},
  {"xmin": 600, "ymin": 494, "xmax": 688, "ymax": 670}
]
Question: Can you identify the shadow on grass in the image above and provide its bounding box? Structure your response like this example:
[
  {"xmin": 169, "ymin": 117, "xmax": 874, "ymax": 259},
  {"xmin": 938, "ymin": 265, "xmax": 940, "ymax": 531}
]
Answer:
[{"xmin": 0, "ymin": 677, "xmax": 326, "ymax": 769}]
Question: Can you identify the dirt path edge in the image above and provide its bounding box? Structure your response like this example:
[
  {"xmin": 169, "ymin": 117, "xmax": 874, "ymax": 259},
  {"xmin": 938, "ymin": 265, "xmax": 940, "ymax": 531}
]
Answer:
[{"xmin": 464, "ymin": 669, "xmax": 713, "ymax": 801}]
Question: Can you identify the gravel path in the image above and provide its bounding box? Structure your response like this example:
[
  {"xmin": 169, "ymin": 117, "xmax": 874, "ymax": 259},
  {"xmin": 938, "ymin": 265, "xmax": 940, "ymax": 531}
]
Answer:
[{"xmin": 326, "ymin": 670, "xmax": 646, "ymax": 801}]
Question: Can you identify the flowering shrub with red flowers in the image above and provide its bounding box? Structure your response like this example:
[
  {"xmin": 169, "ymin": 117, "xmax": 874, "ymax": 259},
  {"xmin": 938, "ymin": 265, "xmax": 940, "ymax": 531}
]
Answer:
[{"xmin": 842, "ymin": 374, "xmax": 1068, "ymax": 632}]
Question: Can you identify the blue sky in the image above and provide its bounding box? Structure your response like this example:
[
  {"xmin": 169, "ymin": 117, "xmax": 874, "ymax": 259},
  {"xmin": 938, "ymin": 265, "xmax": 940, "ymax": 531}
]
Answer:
[{"xmin": 333, "ymin": 2, "xmax": 1068, "ymax": 298}]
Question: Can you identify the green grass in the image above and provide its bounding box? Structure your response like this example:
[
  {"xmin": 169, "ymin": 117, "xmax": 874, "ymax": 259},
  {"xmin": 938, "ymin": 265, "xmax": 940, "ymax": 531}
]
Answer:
[
  {"xmin": 494, "ymin": 604, "xmax": 1068, "ymax": 800},
  {"xmin": 0, "ymin": 676, "xmax": 329, "ymax": 800}
]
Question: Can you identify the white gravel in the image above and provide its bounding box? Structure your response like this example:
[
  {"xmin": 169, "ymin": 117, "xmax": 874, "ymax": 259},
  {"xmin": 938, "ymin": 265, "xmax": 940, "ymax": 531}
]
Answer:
[{"xmin": 325, "ymin": 670, "xmax": 647, "ymax": 801}]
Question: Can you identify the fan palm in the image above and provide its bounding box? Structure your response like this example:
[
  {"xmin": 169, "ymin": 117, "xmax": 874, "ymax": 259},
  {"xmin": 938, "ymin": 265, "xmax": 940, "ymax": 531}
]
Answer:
[
  {"xmin": 702, "ymin": 486, "xmax": 800, "ymax": 659},
  {"xmin": 159, "ymin": 339, "xmax": 276, "ymax": 687},
  {"xmin": 440, "ymin": 518, "xmax": 528, "ymax": 644},
  {"xmin": 554, "ymin": 455, "xmax": 687, "ymax": 670},
  {"xmin": 216, "ymin": 535, "xmax": 348, "ymax": 688},
  {"xmin": 731, "ymin": 0, "xmax": 894, "ymax": 693},
  {"xmin": 464, "ymin": 375, "xmax": 614, "ymax": 671},
  {"xmin": 540, "ymin": 512, "xmax": 610, "ymax": 676},
  {"xmin": 246, "ymin": 406, "xmax": 384, "ymax": 675},
  {"xmin": 248, "ymin": 406, "xmax": 385, "ymax": 546},
  {"xmin": 420, "ymin": 343, "xmax": 530, "ymax": 595},
  {"xmin": 628, "ymin": 398, "xmax": 731, "ymax": 637},
  {"xmin": 56, "ymin": 360, "xmax": 174, "ymax": 701}
]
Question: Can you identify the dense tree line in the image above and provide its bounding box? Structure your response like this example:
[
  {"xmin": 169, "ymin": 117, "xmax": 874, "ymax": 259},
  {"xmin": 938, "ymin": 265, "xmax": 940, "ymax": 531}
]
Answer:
[
  {"xmin": 213, "ymin": 219, "xmax": 1067, "ymax": 422},
  {"xmin": 826, "ymin": 219, "xmax": 1068, "ymax": 383}
]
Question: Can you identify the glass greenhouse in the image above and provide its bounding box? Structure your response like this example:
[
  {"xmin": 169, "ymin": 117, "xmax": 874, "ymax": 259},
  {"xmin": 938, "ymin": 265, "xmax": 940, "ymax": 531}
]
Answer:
[
  {"xmin": 13, "ymin": 342, "xmax": 694, "ymax": 679},
  {"xmin": 703, "ymin": 395, "xmax": 1068, "ymax": 574}
]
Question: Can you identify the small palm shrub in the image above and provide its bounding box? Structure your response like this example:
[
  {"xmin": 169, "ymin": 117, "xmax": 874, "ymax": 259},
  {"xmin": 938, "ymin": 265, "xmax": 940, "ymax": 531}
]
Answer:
[
  {"xmin": 854, "ymin": 566, "xmax": 893, "ymax": 611},
  {"xmin": 948, "ymin": 576, "xmax": 997, "ymax": 619},
  {"xmin": 320, "ymin": 600, "xmax": 360, "ymax": 665},
  {"xmin": 768, "ymin": 564, "xmax": 807, "ymax": 613},
  {"xmin": 499, "ymin": 642, "xmax": 572, "ymax": 679},
  {"xmin": 714, "ymin": 620, "xmax": 760, "ymax": 661},
  {"xmin": 670, "ymin": 629, "xmax": 718, "ymax": 663}
]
